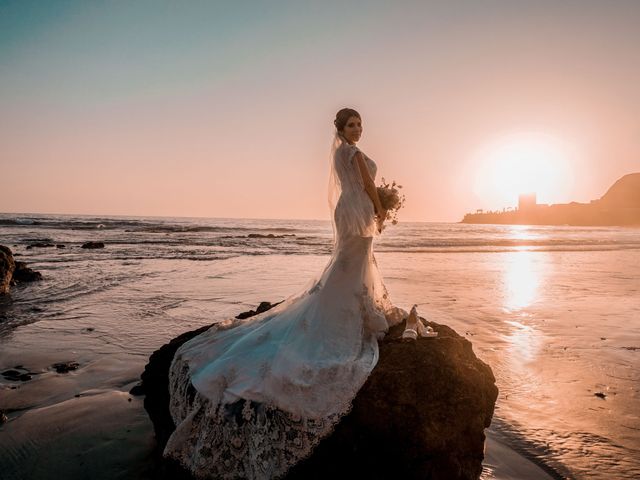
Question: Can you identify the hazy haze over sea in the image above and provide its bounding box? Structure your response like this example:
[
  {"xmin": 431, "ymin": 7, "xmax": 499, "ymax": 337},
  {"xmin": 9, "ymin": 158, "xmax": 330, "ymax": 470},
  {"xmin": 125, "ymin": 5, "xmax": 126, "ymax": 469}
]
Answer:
[{"xmin": 1, "ymin": 213, "xmax": 639, "ymax": 479}]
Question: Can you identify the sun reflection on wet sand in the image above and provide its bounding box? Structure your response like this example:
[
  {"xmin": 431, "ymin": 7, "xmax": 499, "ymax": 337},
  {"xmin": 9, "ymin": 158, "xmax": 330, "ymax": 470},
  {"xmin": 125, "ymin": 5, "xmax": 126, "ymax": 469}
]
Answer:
[
  {"xmin": 502, "ymin": 249, "xmax": 541, "ymax": 312},
  {"xmin": 503, "ymin": 318, "xmax": 541, "ymax": 365},
  {"xmin": 500, "ymin": 248, "xmax": 547, "ymax": 380}
]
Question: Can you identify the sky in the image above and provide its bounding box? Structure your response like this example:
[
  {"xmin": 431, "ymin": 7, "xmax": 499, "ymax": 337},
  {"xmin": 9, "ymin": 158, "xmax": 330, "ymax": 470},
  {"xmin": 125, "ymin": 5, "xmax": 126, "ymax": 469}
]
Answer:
[{"xmin": 1, "ymin": 0, "xmax": 639, "ymax": 222}]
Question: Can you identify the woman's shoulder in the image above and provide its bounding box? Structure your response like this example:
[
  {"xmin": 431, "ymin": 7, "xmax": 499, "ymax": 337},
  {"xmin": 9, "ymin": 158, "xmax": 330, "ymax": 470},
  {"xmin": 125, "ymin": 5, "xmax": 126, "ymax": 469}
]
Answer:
[
  {"xmin": 338, "ymin": 142, "xmax": 360, "ymax": 152},
  {"xmin": 336, "ymin": 143, "xmax": 361, "ymax": 163},
  {"xmin": 352, "ymin": 146, "xmax": 373, "ymax": 163}
]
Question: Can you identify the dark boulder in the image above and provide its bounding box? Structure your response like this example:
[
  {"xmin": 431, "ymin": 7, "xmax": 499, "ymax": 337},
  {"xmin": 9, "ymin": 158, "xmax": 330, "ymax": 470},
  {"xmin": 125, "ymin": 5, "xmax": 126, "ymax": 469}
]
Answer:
[
  {"xmin": 140, "ymin": 324, "xmax": 213, "ymax": 451},
  {"xmin": 52, "ymin": 361, "xmax": 80, "ymax": 373},
  {"xmin": 13, "ymin": 262, "xmax": 43, "ymax": 283},
  {"xmin": 235, "ymin": 300, "xmax": 283, "ymax": 319},
  {"xmin": 0, "ymin": 245, "xmax": 43, "ymax": 291},
  {"xmin": 129, "ymin": 383, "xmax": 146, "ymax": 396},
  {"xmin": 2, "ymin": 369, "xmax": 22, "ymax": 380},
  {"xmin": 246, "ymin": 233, "xmax": 295, "ymax": 239},
  {"xmin": 2, "ymin": 367, "xmax": 36, "ymax": 382},
  {"xmin": 81, "ymin": 241, "xmax": 105, "ymax": 249},
  {"xmin": 140, "ymin": 303, "xmax": 498, "ymax": 480},
  {"xmin": 288, "ymin": 322, "xmax": 498, "ymax": 480},
  {"xmin": 26, "ymin": 242, "xmax": 55, "ymax": 249},
  {"xmin": 247, "ymin": 233, "xmax": 278, "ymax": 238},
  {"xmin": 0, "ymin": 245, "xmax": 15, "ymax": 294}
]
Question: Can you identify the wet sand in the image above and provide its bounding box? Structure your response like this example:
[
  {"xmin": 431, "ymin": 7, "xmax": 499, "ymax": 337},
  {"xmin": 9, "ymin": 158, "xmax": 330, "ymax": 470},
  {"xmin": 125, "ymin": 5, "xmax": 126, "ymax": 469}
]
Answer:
[
  {"xmin": 0, "ymin": 313, "xmax": 558, "ymax": 480},
  {"xmin": 3, "ymin": 218, "xmax": 638, "ymax": 478}
]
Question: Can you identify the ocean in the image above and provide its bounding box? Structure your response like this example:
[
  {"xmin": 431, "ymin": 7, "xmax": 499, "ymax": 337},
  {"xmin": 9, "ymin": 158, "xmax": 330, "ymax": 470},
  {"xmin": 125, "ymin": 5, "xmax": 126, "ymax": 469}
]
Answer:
[{"xmin": 1, "ymin": 213, "xmax": 639, "ymax": 479}]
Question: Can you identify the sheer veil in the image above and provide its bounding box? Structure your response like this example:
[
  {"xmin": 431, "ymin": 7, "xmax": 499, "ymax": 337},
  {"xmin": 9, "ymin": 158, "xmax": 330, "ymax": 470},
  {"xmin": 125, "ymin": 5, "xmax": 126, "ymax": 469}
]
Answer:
[{"xmin": 327, "ymin": 131, "xmax": 343, "ymax": 248}]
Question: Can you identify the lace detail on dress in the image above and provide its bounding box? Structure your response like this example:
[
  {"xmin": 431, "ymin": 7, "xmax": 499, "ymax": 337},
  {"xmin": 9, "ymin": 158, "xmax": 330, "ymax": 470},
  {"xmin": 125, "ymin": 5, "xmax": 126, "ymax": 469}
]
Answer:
[
  {"xmin": 332, "ymin": 142, "xmax": 378, "ymax": 240},
  {"xmin": 165, "ymin": 342, "xmax": 371, "ymax": 480}
]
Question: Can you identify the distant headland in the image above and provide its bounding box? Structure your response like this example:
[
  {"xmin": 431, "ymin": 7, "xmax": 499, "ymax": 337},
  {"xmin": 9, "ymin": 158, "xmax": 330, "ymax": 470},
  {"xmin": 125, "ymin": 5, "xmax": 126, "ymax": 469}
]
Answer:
[{"xmin": 461, "ymin": 173, "xmax": 640, "ymax": 226}]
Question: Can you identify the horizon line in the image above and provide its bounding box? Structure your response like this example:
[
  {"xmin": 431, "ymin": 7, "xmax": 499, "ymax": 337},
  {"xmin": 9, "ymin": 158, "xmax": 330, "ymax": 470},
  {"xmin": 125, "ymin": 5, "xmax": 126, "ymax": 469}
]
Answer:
[{"xmin": 0, "ymin": 210, "xmax": 457, "ymax": 224}]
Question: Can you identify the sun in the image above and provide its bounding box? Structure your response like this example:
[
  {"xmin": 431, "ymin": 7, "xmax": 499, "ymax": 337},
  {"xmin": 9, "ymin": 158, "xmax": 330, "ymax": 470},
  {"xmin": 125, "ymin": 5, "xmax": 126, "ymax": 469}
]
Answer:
[{"xmin": 471, "ymin": 132, "xmax": 574, "ymax": 209}]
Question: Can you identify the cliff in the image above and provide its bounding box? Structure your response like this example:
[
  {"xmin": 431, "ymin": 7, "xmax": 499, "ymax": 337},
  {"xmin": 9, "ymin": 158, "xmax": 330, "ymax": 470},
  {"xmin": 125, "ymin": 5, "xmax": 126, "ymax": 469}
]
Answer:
[
  {"xmin": 461, "ymin": 172, "xmax": 640, "ymax": 226},
  {"xmin": 137, "ymin": 303, "xmax": 499, "ymax": 480}
]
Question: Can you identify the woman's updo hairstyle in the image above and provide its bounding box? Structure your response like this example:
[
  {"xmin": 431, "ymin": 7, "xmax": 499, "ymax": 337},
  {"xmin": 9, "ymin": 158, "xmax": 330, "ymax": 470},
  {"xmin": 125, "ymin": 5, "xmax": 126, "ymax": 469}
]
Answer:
[{"xmin": 333, "ymin": 108, "xmax": 361, "ymax": 132}]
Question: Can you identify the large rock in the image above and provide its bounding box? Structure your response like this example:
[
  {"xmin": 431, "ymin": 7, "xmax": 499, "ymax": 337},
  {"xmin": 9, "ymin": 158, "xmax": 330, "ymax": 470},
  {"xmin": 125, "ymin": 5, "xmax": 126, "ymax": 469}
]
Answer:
[
  {"xmin": 81, "ymin": 241, "xmax": 105, "ymax": 249},
  {"xmin": 13, "ymin": 261, "xmax": 43, "ymax": 283},
  {"xmin": 139, "ymin": 303, "xmax": 498, "ymax": 480},
  {"xmin": 0, "ymin": 245, "xmax": 43, "ymax": 293},
  {"xmin": 0, "ymin": 245, "xmax": 16, "ymax": 294}
]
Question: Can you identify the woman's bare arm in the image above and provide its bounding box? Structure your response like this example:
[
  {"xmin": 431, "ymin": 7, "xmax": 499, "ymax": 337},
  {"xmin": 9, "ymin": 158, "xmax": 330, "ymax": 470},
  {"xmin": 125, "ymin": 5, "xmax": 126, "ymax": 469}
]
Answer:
[{"xmin": 354, "ymin": 151, "xmax": 385, "ymax": 216}]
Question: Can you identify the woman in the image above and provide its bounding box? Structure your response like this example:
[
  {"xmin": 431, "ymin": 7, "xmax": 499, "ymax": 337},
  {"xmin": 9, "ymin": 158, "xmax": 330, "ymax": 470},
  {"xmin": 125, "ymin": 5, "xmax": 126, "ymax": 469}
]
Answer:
[{"xmin": 163, "ymin": 108, "xmax": 409, "ymax": 479}]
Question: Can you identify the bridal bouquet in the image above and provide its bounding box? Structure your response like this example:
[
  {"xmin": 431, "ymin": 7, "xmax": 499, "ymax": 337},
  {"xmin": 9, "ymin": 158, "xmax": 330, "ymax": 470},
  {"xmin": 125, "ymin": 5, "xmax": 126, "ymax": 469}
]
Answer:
[{"xmin": 376, "ymin": 177, "xmax": 406, "ymax": 229}]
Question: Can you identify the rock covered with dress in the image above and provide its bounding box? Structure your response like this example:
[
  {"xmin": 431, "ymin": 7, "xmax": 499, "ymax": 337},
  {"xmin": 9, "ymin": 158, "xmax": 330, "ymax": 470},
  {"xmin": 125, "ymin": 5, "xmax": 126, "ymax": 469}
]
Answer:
[
  {"xmin": 139, "ymin": 301, "xmax": 498, "ymax": 480},
  {"xmin": 146, "ymin": 134, "xmax": 499, "ymax": 479}
]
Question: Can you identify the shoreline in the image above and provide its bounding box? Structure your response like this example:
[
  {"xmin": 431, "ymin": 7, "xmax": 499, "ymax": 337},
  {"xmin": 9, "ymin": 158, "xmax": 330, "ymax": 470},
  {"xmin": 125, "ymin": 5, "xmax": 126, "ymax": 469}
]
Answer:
[
  {"xmin": 484, "ymin": 420, "xmax": 570, "ymax": 480},
  {"xmin": 0, "ymin": 321, "xmax": 569, "ymax": 480},
  {"xmin": 483, "ymin": 429, "xmax": 562, "ymax": 480},
  {"xmin": 0, "ymin": 391, "xmax": 567, "ymax": 480},
  {"xmin": 0, "ymin": 385, "xmax": 566, "ymax": 480}
]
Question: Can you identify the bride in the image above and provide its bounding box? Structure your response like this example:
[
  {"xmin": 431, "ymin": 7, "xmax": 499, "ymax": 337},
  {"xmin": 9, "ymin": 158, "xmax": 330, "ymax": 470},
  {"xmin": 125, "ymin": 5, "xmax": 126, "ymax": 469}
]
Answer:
[{"xmin": 164, "ymin": 108, "xmax": 411, "ymax": 479}]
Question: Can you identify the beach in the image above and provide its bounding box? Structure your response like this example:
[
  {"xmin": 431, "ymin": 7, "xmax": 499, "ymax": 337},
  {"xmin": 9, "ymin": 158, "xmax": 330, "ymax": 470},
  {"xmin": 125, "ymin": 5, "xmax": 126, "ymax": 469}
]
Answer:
[{"xmin": 1, "ymin": 214, "xmax": 639, "ymax": 479}]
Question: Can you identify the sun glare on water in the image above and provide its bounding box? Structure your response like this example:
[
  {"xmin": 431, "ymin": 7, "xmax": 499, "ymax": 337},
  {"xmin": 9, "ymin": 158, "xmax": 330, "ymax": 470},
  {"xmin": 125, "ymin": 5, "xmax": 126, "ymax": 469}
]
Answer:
[{"xmin": 472, "ymin": 132, "xmax": 575, "ymax": 209}]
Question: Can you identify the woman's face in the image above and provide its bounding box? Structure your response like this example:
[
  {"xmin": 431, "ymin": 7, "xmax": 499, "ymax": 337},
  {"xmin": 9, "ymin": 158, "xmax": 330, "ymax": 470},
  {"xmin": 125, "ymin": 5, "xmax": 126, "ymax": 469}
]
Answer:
[{"xmin": 341, "ymin": 116, "xmax": 362, "ymax": 144}]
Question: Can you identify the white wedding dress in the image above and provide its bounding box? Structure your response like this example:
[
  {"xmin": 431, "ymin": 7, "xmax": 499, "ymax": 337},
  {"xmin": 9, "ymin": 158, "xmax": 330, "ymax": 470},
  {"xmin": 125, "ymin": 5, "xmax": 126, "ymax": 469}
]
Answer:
[{"xmin": 163, "ymin": 133, "xmax": 408, "ymax": 479}]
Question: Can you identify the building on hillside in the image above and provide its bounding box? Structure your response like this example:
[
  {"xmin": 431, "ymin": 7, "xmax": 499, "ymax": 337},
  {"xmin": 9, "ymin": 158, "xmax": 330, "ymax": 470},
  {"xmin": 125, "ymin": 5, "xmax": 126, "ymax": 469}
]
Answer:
[{"xmin": 518, "ymin": 193, "xmax": 537, "ymax": 211}]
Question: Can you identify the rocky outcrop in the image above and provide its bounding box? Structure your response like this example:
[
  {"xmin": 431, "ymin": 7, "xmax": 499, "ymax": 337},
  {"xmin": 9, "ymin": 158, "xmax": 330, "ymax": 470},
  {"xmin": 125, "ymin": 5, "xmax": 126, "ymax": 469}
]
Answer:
[
  {"xmin": 2, "ymin": 367, "xmax": 35, "ymax": 382},
  {"xmin": 81, "ymin": 241, "xmax": 105, "ymax": 249},
  {"xmin": 0, "ymin": 245, "xmax": 15, "ymax": 294},
  {"xmin": 26, "ymin": 242, "xmax": 55, "ymax": 249},
  {"xmin": 13, "ymin": 262, "xmax": 43, "ymax": 283},
  {"xmin": 139, "ymin": 303, "xmax": 498, "ymax": 480},
  {"xmin": 51, "ymin": 361, "xmax": 80, "ymax": 373},
  {"xmin": 0, "ymin": 245, "xmax": 43, "ymax": 294},
  {"xmin": 599, "ymin": 173, "xmax": 640, "ymax": 208},
  {"xmin": 247, "ymin": 233, "xmax": 295, "ymax": 239},
  {"xmin": 235, "ymin": 300, "xmax": 283, "ymax": 319}
]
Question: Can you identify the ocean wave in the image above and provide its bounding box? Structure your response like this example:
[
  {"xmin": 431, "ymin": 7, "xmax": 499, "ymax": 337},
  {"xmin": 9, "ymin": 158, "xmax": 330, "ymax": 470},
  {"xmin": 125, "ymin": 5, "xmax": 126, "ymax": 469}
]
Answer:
[
  {"xmin": 0, "ymin": 216, "xmax": 308, "ymax": 234},
  {"xmin": 124, "ymin": 226, "xmax": 304, "ymax": 235},
  {"xmin": 2, "ymin": 215, "xmax": 639, "ymax": 256},
  {"xmin": 0, "ymin": 218, "xmax": 41, "ymax": 226},
  {"xmin": 378, "ymin": 245, "xmax": 640, "ymax": 253},
  {"xmin": 378, "ymin": 238, "xmax": 640, "ymax": 250}
]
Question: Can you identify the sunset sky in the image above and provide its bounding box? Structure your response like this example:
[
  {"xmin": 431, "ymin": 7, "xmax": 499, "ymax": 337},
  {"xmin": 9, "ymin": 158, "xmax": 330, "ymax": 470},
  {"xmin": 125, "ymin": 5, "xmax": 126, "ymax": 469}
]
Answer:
[{"xmin": 1, "ymin": 0, "xmax": 639, "ymax": 222}]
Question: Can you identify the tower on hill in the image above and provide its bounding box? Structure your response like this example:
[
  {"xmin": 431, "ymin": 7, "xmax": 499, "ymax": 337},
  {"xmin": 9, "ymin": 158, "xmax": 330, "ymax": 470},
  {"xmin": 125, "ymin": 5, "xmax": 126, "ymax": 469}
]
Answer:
[{"xmin": 518, "ymin": 193, "xmax": 537, "ymax": 211}]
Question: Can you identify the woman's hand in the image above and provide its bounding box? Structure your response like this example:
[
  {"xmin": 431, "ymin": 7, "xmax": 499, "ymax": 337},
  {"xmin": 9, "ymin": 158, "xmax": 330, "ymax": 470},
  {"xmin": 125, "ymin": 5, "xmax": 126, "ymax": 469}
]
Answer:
[{"xmin": 376, "ymin": 208, "xmax": 388, "ymax": 233}]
